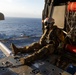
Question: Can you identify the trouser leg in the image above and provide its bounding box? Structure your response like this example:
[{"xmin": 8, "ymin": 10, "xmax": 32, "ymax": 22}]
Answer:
[
  {"xmin": 11, "ymin": 42, "xmax": 41, "ymax": 55},
  {"xmin": 21, "ymin": 42, "xmax": 41, "ymax": 53},
  {"xmin": 20, "ymin": 44, "xmax": 55, "ymax": 64}
]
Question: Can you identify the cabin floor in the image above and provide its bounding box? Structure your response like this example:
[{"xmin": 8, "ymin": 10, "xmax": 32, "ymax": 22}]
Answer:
[{"xmin": 0, "ymin": 53, "xmax": 75, "ymax": 75}]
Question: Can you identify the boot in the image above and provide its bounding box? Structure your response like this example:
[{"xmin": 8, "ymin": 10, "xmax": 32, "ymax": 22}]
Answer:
[
  {"xmin": 11, "ymin": 43, "xmax": 28, "ymax": 55},
  {"xmin": 11, "ymin": 43, "xmax": 19, "ymax": 55},
  {"xmin": 20, "ymin": 55, "xmax": 35, "ymax": 65}
]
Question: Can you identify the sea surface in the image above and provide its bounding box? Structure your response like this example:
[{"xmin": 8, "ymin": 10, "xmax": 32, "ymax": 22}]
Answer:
[{"xmin": 0, "ymin": 17, "xmax": 42, "ymax": 58}]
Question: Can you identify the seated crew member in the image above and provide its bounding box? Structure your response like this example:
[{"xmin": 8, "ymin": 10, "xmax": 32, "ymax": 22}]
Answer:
[
  {"xmin": 11, "ymin": 1, "xmax": 76, "ymax": 65},
  {"xmin": 11, "ymin": 18, "xmax": 65, "ymax": 64}
]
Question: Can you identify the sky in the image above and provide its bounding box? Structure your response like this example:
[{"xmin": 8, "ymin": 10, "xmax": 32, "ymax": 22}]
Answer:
[{"xmin": 0, "ymin": 0, "xmax": 44, "ymax": 18}]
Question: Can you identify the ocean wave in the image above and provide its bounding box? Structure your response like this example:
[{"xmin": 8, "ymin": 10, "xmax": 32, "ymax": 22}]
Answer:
[{"xmin": 0, "ymin": 33, "xmax": 41, "ymax": 42}]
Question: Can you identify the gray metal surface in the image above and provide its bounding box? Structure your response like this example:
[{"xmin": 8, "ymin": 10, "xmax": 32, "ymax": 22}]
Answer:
[{"xmin": 0, "ymin": 55, "xmax": 72, "ymax": 75}]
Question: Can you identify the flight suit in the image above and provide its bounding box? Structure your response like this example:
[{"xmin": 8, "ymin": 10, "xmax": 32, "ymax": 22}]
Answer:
[{"xmin": 11, "ymin": 26, "xmax": 65, "ymax": 64}]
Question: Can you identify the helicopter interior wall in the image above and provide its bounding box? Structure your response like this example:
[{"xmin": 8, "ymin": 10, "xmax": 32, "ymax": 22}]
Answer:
[
  {"xmin": 53, "ymin": 0, "xmax": 76, "ymax": 5},
  {"xmin": 52, "ymin": 5, "xmax": 66, "ymax": 29},
  {"xmin": 54, "ymin": 0, "xmax": 76, "ymax": 3}
]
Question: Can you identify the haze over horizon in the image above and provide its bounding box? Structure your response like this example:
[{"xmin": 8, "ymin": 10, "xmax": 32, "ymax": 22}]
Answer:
[{"xmin": 0, "ymin": 0, "xmax": 44, "ymax": 18}]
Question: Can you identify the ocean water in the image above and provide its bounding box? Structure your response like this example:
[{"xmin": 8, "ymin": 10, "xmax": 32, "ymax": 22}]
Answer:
[{"xmin": 0, "ymin": 17, "xmax": 42, "ymax": 58}]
